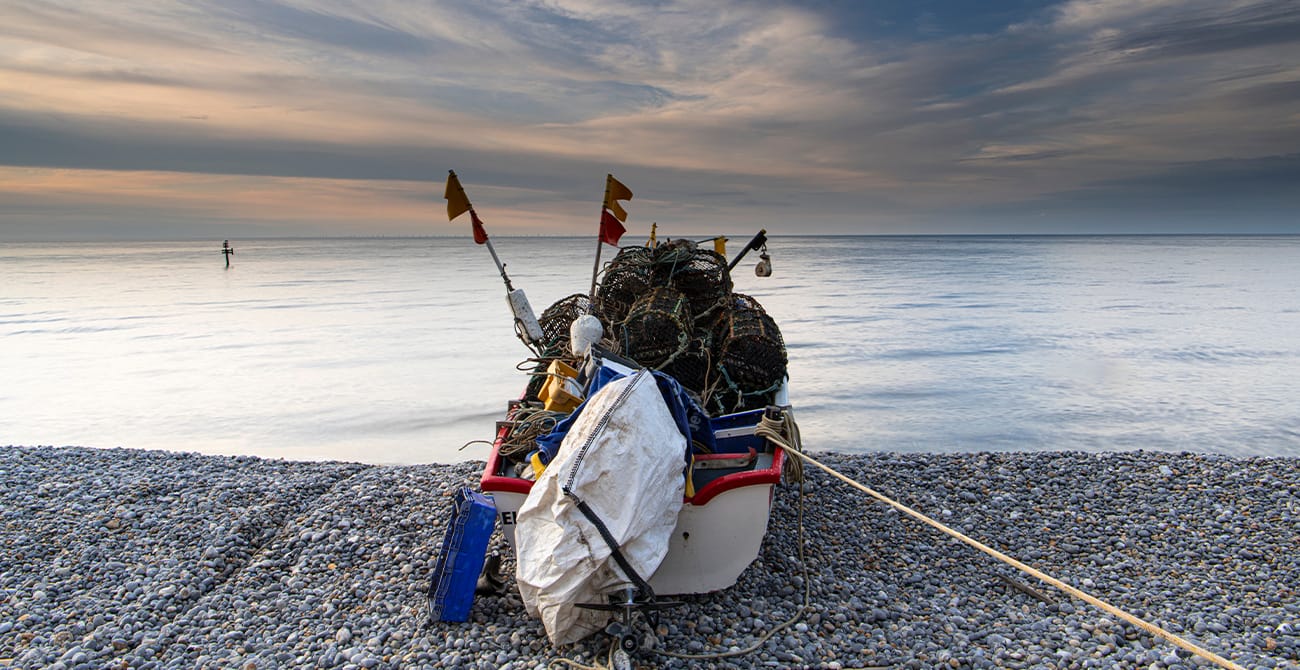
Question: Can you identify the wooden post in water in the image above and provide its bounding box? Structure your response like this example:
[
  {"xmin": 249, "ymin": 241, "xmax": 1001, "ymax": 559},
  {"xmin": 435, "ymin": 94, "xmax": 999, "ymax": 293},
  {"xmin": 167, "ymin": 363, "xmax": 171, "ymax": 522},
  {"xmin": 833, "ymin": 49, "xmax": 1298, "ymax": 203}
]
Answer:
[{"xmin": 222, "ymin": 240, "xmax": 235, "ymax": 268}]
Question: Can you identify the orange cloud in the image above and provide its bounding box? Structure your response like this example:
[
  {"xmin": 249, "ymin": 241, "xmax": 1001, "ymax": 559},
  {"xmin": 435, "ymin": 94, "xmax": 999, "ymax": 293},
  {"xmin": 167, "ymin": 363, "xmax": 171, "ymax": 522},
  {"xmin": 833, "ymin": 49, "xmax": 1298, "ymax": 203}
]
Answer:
[{"xmin": 0, "ymin": 167, "xmax": 609, "ymax": 236}]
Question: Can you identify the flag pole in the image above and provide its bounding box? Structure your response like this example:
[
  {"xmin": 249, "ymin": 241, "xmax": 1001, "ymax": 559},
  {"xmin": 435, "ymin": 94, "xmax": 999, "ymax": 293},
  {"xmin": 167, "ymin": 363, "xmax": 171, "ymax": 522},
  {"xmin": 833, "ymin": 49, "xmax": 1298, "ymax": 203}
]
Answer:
[
  {"xmin": 589, "ymin": 176, "xmax": 613, "ymax": 301},
  {"xmin": 446, "ymin": 170, "xmax": 545, "ymax": 351},
  {"xmin": 449, "ymin": 170, "xmax": 513, "ymax": 292},
  {"xmin": 480, "ymin": 217, "xmax": 513, "ymax": 292},
  {"xmin": 589, "ymin": 233, "xmax": 604, "ymax": 302}
]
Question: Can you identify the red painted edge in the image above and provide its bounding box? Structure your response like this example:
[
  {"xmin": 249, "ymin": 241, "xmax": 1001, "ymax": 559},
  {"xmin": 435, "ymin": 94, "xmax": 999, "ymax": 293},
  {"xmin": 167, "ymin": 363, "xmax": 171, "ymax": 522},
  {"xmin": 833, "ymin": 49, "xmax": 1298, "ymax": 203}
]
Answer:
[
  {"xmin": 687, "ymin": 447, "xmax": 784, "ymax": 506},
  {"xmin": 480, "ymin": 421, "xmax": 533, "ymax": 496},
  {"xmin": 480, "ymin": 399, "xmax": 788, "ymax": 506}
]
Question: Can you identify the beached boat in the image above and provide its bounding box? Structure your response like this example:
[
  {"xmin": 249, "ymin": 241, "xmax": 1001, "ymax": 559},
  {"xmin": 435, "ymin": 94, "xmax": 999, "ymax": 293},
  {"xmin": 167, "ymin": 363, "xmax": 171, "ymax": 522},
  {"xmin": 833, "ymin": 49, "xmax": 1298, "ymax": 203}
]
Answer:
[
  {"xmin": 440, "ymin": 172, "xmax": 794, "ymax": 649},
  {"xmin": 477, "ymin": 235, "xmax": 794, "ymax": 647}
]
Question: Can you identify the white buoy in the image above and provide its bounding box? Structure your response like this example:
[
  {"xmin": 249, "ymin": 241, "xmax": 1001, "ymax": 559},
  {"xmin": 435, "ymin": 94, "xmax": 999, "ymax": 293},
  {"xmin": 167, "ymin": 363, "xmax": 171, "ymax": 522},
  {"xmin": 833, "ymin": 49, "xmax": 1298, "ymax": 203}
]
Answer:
[
  {"xmin": 507, "ymin": 289, "xmax": 545, "ymax": 347},
  {"xmin": 569, "ymin": 313, "xmax": 605, "ymax": 357}
]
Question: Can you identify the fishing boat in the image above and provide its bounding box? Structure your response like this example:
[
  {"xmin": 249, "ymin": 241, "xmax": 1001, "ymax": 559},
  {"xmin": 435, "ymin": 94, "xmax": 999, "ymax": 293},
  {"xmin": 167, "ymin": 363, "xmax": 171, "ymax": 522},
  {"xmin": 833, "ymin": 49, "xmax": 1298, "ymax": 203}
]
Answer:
[
  {"xmin": 442, "ymin": 171, "xmax": 796, "ymax": 649},
  {"xmin": 477, "ymin": 232, "xmax": 795, "ymax": 647}
]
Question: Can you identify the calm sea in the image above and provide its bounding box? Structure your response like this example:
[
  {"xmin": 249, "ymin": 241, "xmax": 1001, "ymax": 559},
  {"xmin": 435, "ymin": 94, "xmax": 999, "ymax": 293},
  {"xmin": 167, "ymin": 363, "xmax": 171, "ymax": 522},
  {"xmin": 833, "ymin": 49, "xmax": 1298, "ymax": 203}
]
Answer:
[{"xmin": 2, "ymin": 236, "xmax": 1298, "ymax": 464}]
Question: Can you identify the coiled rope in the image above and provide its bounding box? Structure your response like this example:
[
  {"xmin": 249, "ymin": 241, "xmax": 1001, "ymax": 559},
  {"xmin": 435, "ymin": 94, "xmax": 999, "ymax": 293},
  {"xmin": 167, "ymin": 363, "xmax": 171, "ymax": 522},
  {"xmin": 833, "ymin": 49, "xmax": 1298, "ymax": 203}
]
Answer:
[
  {"xmin": 754, "ymin": 411, "xmax": 1245, "ymax": 670},
  {"xmin": 499, "ymin": 406, "xmax": 566, "ymax": 459}
]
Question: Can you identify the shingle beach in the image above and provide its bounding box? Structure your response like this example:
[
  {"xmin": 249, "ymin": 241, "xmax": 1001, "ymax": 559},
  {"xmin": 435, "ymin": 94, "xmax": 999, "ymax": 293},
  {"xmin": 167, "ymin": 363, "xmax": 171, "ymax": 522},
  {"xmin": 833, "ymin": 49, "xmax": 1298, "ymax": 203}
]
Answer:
[{"xmin": 1, "ymin": 445, "xmax": 1296, "ymax": 669}]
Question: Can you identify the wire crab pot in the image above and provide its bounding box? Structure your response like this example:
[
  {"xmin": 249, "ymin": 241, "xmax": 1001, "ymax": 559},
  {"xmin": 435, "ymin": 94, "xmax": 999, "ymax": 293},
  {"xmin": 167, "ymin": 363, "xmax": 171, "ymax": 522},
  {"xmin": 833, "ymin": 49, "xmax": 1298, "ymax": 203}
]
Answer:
[
  {"xmin": 664, "ymin": 248, "xmax": 733, "ymax": 325},
  {"xmin": 620, "ymin": 286, "xmax": 693, "ymax": 370},
  {"xmin": 711, "ymin": 293, "xmax": 787, "ymax": 411},
  {"xmin": 538, "ymin": 293, "xmax": 599, "ymax": 354},
  {"xmin": 595, "ymin": 247, "xmax": 655, "ymax": 325}
]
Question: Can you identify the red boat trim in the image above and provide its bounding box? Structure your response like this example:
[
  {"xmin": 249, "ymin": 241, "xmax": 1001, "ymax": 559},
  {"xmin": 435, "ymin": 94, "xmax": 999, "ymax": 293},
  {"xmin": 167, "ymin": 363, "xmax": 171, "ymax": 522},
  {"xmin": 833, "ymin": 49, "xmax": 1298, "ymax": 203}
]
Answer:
[
  {"xmin": 479, "ymin": 392, "xmax": 788, "ymax": 505},
  {"xmin": 686, "ymin": 447, "xmax": 784, "ymax": 506},
  {"xmin": 480, "ymin": 422, "xmax": 533, "ymax": 496},
  {"xmin": 483, "ymin": 439, "xmax": 786, "ymax": 506}
]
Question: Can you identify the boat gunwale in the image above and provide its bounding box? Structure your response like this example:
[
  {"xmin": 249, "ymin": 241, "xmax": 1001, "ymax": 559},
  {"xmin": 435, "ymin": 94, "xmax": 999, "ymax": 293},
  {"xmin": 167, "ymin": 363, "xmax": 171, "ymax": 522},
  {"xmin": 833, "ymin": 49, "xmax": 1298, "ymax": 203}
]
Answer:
[{"xmin": 479, "ymin": 423, "xmax": 785, "ymax": 505}]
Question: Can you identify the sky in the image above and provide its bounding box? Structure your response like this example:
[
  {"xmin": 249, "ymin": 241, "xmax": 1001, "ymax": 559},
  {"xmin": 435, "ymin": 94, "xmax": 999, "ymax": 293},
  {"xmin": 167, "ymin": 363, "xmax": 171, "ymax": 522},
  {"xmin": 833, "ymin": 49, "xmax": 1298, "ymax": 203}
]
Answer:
[{"xmin": 2, "ymin": 0, "xmax": 1299, "ymax": 240}]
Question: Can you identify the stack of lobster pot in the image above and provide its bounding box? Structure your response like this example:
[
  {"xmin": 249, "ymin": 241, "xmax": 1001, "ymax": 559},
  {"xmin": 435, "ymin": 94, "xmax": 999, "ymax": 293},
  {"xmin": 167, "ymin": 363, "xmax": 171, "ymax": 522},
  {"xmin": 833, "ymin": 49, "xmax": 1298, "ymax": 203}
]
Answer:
[{"xmin": 538, "ymin": 240, "xmax": 785, "ymax": 415}]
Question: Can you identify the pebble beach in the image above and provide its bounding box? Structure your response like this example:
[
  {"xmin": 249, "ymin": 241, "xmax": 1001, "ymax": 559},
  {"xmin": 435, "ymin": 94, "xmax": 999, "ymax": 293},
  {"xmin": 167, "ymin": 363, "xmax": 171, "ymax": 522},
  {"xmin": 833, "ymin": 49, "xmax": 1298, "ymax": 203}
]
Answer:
[{"xmin": 1, "ymin": 445, "xmax": 1296, "ymax": 669}]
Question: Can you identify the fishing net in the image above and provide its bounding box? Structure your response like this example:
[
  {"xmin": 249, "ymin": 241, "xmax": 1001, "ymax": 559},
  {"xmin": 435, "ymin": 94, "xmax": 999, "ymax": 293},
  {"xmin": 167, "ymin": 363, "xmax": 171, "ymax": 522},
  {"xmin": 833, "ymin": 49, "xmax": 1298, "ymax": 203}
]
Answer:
[
  {"xmin": 538, "ymin": 293, "xmax": 598, "ymax": 353},
  {"xmin": 712, "ymin": 293, "xmax": 787, "ymax": 413},
  {"xmin": 620, "ymin": 287, "xmax": 692, "ymax": 369},
  {"xmin": 595, "ymin": 247, "xmax": 654, "ymax": 325},
  {"xmin": 524, "ymin": 359, "xmax": 550, "ymax": 403}
]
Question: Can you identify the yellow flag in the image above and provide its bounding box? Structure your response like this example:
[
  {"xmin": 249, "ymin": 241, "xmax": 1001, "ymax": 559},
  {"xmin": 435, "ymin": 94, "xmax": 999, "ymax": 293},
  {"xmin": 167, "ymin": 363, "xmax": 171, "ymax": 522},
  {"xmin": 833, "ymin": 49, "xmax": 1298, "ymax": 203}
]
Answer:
[
  {"xmin": 713, "ymin": 236, "xmax": 727, "ymax": 257},
  {"xmin": 445, "ymin": 171, "xmax": 472, "ymax": 221},
  {"xmin": 603, "ymin": 174, "xmax": 633, "ymax": 222}
]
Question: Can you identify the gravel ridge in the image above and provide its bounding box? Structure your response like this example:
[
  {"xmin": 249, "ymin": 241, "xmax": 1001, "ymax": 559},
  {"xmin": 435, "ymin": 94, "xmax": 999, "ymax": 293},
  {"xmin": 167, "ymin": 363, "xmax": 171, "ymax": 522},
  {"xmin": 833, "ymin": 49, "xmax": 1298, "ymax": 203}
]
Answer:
[{"xmin": 1, "ymin": 445, "xmax": 1296, "ymax": 669}]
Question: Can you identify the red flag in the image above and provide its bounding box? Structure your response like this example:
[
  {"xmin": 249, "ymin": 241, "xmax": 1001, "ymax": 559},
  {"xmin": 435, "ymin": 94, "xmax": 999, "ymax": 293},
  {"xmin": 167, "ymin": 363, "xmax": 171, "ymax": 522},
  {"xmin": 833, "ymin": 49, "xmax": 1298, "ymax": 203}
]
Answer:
[
  {"xmin": 470, "ymin": 210, "xmax": 489, "ymax": 245},
  {"xmin": 599, "ymin": 209, "xmax": 625, "ymax": 246}
]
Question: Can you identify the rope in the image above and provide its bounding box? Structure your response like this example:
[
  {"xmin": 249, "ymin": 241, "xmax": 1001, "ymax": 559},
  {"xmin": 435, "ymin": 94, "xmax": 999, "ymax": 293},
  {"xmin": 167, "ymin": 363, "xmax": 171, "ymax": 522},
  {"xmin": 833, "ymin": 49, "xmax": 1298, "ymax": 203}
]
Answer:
[
  {"xmin": 548, "ymin": 640, "xmax": 619, "ymax": 670},
  {"xmin": 756, "ymin": 408, "xmax": 803, "ymax": 484},
  {"xmin": 499, "ymin": 407, "xmax": 566, "ymax": 459},
  {"xmin": 715, "ymin": 367, "xmax": 783, "ymax": 412},
  {"xmin": 755, "ymin": 422, "xmax": 1245, "ymax": 670}
]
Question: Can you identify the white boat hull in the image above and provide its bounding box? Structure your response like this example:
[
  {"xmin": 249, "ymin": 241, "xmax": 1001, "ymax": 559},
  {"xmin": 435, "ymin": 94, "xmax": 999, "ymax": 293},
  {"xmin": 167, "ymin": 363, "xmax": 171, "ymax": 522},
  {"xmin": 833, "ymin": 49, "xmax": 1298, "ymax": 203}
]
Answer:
[{"xmin": 484, "ymin": 450, "xmax": 778, "ymax": 595}]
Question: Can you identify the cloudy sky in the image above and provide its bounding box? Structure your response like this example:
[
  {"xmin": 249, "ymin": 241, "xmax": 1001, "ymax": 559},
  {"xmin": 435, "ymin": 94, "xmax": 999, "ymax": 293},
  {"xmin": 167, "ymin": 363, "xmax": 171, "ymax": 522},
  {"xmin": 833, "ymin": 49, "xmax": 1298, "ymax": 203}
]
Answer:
[{"xmin": 2, "ymin": 0, "xmax": 1298, "ymax": 239}]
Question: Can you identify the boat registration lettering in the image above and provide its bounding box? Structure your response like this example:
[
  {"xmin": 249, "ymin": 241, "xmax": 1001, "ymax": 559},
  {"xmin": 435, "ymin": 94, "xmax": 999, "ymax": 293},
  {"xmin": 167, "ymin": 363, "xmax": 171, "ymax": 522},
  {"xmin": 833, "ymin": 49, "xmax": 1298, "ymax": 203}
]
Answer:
[{"xmin": 500, "ymin": 511, "xmax": 517, "ymax": 526}]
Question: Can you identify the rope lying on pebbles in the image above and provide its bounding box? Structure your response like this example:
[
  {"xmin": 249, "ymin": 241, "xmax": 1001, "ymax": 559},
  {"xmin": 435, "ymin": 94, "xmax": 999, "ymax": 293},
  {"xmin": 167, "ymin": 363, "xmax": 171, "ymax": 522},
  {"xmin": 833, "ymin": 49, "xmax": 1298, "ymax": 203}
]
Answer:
[
  {"xmin": 1, "ymin": 445, "xmax": 1297, "ymax": 669},
  {"xmin": 771, "ymin": 442, "xmax": 1245, "ymax": 669}
]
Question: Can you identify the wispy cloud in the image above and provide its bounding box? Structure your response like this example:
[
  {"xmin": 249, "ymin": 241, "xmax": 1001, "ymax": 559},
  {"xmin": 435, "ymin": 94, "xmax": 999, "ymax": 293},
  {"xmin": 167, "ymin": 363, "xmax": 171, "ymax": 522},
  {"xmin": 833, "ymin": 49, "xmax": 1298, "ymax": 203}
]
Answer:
[{"xmin": 1, "ymin": 0, "xmax": 1297, "ymax": 238}]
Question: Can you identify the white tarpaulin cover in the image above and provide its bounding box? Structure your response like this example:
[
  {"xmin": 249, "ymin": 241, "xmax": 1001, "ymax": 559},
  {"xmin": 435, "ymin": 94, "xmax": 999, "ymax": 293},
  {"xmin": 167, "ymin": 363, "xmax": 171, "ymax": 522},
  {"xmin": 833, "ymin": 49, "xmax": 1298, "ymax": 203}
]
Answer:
[{"xmin": 514, "ymin": 370, "xmax": 687, "ymax": 646}]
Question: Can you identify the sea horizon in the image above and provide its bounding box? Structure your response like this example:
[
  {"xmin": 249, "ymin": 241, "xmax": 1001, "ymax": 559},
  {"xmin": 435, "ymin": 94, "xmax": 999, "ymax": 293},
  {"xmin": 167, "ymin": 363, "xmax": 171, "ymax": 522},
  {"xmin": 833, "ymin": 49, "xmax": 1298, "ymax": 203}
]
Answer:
[
  {"xmin": 4, "ymin": 234, "xmax": 1299, "ymax": 464},
  {"xmin": 5, "ymin": 231, "xmax": 1300, "ymax": 243}
]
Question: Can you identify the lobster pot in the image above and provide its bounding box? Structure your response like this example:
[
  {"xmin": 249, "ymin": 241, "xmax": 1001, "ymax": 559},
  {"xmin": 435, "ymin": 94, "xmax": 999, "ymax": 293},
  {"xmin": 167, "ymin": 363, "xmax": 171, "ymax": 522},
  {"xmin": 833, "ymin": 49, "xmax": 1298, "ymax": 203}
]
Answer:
[
  {"xmin": 622, "ymin": 287, "xmax": 692, "ymax": 369},
  {"xmin": 660, "ymin": 337, "xmax": 712, "ymax": 396},
  {"xmin": 539, "ymin": 293, "xmax": 599, "ymax": 353},
  {"xmin": 716, "ymin": 293, "xmax": 787, "ymax": 402},
  {"xmin": 649, "ymin": 240, "xmax": 696, "ymax": 288},
  {"xmin": 665, "ymin": 307, "xmax": 728, "ymax": 395},
  {"xmin": 665, "ymin": 249, "xmax": 733, "ymax": 324},
  {"xmin": 595, "ymin": 247, "xmax": 654, "ymax": 324}
]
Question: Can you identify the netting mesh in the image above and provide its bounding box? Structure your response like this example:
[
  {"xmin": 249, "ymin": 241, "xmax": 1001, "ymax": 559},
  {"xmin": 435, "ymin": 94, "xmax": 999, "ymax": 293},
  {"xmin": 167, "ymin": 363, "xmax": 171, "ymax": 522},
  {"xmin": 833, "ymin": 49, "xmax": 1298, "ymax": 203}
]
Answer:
[
  {"xmin": 594, "ymin": 247, "xmax": 654, "ymax": 325},
  {"xmin": 538, "ymin": 293, "xmax": 596, "ymax": 353},
  {"xmin": 620, "ymin": 286, "xmax": 692, "ymax": 369}
]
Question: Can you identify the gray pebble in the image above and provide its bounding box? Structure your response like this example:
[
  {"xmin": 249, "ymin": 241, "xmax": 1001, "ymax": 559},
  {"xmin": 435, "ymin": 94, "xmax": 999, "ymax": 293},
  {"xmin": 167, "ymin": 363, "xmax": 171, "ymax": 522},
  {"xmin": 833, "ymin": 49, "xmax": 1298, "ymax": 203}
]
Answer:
[{"xmin": 1, "ymin": 446, "xmax": 1295, "ymax": 670}]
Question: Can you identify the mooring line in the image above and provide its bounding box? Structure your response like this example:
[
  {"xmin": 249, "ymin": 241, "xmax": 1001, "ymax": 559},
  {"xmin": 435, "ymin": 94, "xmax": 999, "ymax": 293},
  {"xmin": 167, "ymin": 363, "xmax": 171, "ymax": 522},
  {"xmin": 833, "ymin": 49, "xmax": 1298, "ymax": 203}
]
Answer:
[{"xmin": 753, "ymin": 418, "xmax": 1245, "ymax": 670}]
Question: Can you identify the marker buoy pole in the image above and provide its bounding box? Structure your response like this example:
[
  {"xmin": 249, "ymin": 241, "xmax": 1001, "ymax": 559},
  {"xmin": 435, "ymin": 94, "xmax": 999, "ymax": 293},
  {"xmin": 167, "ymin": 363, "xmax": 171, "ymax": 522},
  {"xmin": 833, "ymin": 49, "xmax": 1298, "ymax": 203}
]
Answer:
[{"xmin": 222, "ymin": 240, "xmax": 234, "ymax": 268}]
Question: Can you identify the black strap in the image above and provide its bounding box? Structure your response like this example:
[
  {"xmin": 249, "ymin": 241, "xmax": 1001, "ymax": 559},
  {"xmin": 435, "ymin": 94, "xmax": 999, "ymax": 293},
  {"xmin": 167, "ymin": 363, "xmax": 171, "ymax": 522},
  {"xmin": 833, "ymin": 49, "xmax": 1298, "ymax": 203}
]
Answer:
[
  {"xmin": 568, "ymin": 496, "xmax": 655, "ymax": 602},
  {"xmin": 559, "ymin": 369, "xmax": 656, "ymax": 601}
]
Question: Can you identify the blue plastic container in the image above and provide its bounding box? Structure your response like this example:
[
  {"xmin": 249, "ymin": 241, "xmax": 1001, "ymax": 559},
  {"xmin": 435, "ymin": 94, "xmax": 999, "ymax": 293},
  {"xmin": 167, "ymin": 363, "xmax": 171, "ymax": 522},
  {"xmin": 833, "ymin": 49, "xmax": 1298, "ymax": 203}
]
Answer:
[{"xmin": 427, "ymin": 487, "xmax": 497, "ymax": 622}]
